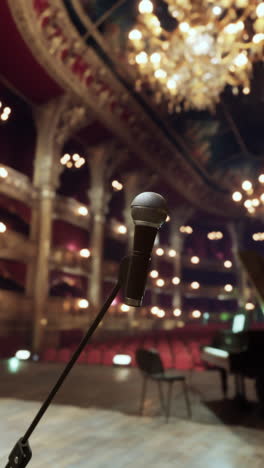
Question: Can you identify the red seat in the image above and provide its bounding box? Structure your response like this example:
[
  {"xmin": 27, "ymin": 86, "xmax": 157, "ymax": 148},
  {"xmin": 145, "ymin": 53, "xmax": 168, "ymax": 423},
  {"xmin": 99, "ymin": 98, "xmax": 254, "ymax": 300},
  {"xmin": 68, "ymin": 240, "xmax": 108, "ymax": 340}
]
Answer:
[
  {"xmin": 86, "ymin": 349, "xmax": 102, "ymax": 365},
  {"xmin": 57, "ymin": 348, "xmax": 71, "ymax": 363},
  {"xmin": 42, "ymin": 348, "xmax": 57, "ymax": 362}
]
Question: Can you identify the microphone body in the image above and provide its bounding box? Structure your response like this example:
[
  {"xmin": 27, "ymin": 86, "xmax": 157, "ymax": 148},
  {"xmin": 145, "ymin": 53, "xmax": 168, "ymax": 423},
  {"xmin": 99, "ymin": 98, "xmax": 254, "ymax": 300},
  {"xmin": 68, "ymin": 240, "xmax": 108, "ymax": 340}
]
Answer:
[{"xmin": 124, "ymin": 192, "xmax": 168, "ymax": 307}]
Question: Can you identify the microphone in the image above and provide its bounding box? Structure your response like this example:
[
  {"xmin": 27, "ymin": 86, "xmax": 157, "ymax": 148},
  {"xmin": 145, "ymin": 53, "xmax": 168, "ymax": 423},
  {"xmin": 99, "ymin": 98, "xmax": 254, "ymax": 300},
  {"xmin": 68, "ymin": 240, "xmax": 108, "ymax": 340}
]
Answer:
[{"xmin": 124, "ymin": 192, "xmax": 168, "ymax": 307}]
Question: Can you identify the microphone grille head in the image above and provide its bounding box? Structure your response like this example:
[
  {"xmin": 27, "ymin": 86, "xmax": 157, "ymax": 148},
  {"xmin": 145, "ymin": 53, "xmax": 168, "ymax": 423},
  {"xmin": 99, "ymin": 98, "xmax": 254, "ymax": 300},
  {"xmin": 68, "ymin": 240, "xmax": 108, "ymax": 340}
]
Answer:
[{"xmin": 131, "ymin": 192, "xmax": 168, "ymax": 228}]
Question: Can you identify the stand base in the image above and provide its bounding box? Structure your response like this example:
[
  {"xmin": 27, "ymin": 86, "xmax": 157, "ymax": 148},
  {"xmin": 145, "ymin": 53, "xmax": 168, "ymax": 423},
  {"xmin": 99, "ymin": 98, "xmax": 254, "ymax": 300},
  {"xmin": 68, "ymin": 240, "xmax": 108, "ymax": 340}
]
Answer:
[{"xmin": 5, "ymin": 438, "xmax": 32, "ymax": 468}]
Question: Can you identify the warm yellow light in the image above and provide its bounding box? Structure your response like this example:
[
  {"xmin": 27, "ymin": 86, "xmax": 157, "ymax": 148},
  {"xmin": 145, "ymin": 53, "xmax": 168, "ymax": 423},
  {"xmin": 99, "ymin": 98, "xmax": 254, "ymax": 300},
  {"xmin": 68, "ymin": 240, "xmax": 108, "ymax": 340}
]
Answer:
[
  {"xmin": 179, "ymin": 22, "xmax": 190, "ymax": 33},
  {"xmin": 242, "ymin": 180, "xmax": 252, "ymax": 191},
  {"xmin": 66, "ymin": 161, "xmax": 73, "ymax": 168},
  {"xmin": 212, "ymin": 6, "xmax": 222, "ymax": 15},
  {"xmin": 168, "ymin": 249, "xmax": 176, "ymax": 258},
  {"xmin": 129, "ymin": 29, "xmax": 142, "ymax": 40},
  {"xmin": 138, "ymin": 0, "xmax": 153, "ymax": 14},
  {"xmin": 78, "ymin": 299, "xmax": 89, "ymax": 308},
  {"xmin": 135, "ymin": 51, "xmax": 148, "ymax": 65},
  {"xmin": 117, "ymin": 225, "xmax": 127, "ymax": 234},
  {"xmin": 252, "ymin": 198, "xmax": 260, "ymax": 207},
  {"xmin": 260, "ymin": 194, "xmax": 264, "ymax": 203},
  {"xmin": 3, "ymin": 106, "xmax": 11, "ymax": 115},
  {"xmin": 191, "ymin": 256, "xmax": 200, "ymax": 264},
  {"xmin": 245, "ymin": 302, "xmax": 255, "ymax": 310},
  {"xmin": 121, "ymin": 304, "xmax": 130, "ymax": 312},
  {"xmin": 191, "ymin": 281, "xmax": 200, "ymax": 289},
  {"xmin": 253, "ymin": 33, "xmax": 264, "ymax": 43},
  {"xmin": 172, "ymin": 276, "xmax": 180, "ymax": 285},
  {"xmin": 80, "ymin": 248, "xmax": 90, "ymax": 258},
  {"xmin": 244, "ymin": 199, "xmax": 252, "ymax": 209},
  {"xmin": 78, "ymin": 206, "xmax": 88, "ymax": 216},
  {"xmin": 256, "ymin": 2, "xmax": 264, "ymax": 18},
  {"xmin": 166, "ymin": 215, "xmax": 170, "ymax": 222},
  {"xmin": 234, "ymin": 53, "xmax": 248, "ymax": 67},
  {"xmin": 156, "ymin": 278, "xmax": 165, "ymax": 287},
  {"xmin": 72, "ymin": 153, "xmax": 80, "ymax": 161},
  {"xmin": 0, "ymin": 222, "xmax": 6, "ymax": 233},
  {"xmin": 157, "ymin": 309, "xmax": 165, "ymax": 318},
  {"xmin": 154, "ymin": 69, "xmax": 167, "ymax": 79},
  {"xmin": 1, "ymin": 113, "xmax": 9, "ymax": 121},
  {"xmin": 173, "ymin": 308, "xmax": 182, "ymax": 317},
  {"xmin": 150, "ymin": 52, "xmax": 161, "ymax": 64},
  {"xmin": 224, "ymin": 284, "xmax": 233, "ymax": 292},
  {"xmin": 112, "ymin": 180, "xmax": 123, "ymax": 191},
  {"xmin": 0, "ymin": 167, "xmax": 8, "ymax": 178},
  {"xmin": 232, "ymin": 191, "xmax": 242, "ymax": 202},
  {"xmin": 60, "ymin": 153, "xmax": 70, "ymax": 165},
  {"xmin": 224, "ymin": 260, "xmax": 232, "ymax": 268},
  {"xmin": 156, "ymin": 247, "xmax": 164, "ymax": 256},
  {"xmin": 192, "ymin": 310, "xmax": 201, "ymax": 318},
  {"xmin": 167, "ymin": 79, "xmax": 177, "ymax": 90},
  {"xmin": 150, "ymin": 269, "xmax": 159, "ymax": 278},
  {"xmin": 259, "ymin": 174, "xmax": 264, "ymax": 183},
  {"xmin": 75, "ymin": 157, "xmax": 85, "ymax": 168},
  {"xmin": 242, "ymin": 87, "xmax": 250, "ymax": 95},
  {"xmin": 151, "ymin": 306, "xmax": 159, "ymax": 315}
]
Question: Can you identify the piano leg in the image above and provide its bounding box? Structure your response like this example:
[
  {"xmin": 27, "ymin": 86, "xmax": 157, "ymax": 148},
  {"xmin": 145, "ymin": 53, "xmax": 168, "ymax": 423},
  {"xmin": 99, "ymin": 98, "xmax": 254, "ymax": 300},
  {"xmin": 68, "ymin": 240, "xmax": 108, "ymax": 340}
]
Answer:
[
  {"xmin": 234, "ymin": 374, "xmax": 248, "ymax": 406},
  {"xmin": 218, "ymin": 368, "xmax": 228, "ymax": 398}
]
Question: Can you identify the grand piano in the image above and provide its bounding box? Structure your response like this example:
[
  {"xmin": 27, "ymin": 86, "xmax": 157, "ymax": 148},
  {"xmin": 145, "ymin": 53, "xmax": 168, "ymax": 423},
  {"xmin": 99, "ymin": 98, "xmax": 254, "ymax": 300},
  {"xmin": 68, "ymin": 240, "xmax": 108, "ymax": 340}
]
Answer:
[{"xmin": 201, "ymin": 313, "xmax": 264, "ymax": 406}]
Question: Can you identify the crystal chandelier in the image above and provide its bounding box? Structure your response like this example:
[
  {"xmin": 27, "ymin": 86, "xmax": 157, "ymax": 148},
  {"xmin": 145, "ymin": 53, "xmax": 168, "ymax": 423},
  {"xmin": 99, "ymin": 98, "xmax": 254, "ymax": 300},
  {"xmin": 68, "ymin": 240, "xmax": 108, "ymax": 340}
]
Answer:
[
  {"xmin": 127, "ymin": 0, "xmax": 264, "ymax": 111},
  {"xmin": 232, "ymin": 174, "xmax": 264, "ymax": 214}
]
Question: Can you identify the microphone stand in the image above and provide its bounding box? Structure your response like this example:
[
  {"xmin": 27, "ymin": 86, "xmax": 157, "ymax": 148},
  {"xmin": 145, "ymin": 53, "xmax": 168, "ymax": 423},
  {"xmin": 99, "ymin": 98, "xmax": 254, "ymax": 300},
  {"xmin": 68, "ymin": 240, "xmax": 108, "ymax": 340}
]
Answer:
[{"xmin": 5, "ymin": 257, "xmax": 129, "ymax": 468}]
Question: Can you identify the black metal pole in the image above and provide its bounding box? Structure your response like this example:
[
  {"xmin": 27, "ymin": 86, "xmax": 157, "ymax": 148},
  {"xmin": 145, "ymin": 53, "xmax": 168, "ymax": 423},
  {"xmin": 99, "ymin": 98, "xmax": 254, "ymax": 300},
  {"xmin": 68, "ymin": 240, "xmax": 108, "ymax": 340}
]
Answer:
[{"xmin": 5, "ymin": 259, "xmax": 126, "ymax": 468}]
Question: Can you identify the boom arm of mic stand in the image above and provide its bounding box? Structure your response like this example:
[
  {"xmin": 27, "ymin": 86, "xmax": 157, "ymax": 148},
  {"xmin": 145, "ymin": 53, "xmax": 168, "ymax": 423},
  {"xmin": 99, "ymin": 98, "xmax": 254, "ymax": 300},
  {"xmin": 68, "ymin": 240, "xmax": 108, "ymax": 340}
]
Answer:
[{"xmin": 5, "ymin": 257, "xmax": 129, "ymax": 468}]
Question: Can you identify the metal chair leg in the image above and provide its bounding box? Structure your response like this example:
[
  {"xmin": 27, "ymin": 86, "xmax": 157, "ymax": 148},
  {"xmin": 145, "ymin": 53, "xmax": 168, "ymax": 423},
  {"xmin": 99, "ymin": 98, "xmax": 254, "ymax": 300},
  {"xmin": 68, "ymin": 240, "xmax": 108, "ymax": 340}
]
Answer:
[
  {"xmin": 157, "ymin": 380, "xmax": 166, "ymax": 415},
  {"xmin": 139, "ymin": 375, "xmax": 148, "ymax": 415},
  {"xmin": 182, "ymin": 379, "xmax": 192, "ymax": 418},
  {"xmin": 166, "ymin": 382, "xmax": 173, "ymax": 423}
]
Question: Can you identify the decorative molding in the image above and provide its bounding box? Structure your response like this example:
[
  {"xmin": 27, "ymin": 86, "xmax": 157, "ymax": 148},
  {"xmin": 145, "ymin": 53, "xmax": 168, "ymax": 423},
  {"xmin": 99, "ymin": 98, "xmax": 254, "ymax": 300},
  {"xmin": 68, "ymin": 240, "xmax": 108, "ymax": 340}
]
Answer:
[
  {"xmin": 53, "ymin": 195, "xmax": 90, "ymax": 230},
  {"xmin": 0, "ymin": 230, "xmax": 36, "ymax": 262},
  {"xmin": 7, "ymin": 0, "xmax": 243, "ymax": 217},
  {"xmin": 0, "ymin": 164, "xmax": 35, "ymax": 205}
]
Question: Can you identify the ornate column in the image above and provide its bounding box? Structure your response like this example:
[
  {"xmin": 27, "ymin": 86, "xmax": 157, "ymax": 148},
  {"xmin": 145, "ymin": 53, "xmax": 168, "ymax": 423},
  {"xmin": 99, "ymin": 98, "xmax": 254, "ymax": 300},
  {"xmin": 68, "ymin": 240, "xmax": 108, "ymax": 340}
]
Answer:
[
  {"xmin": 87, "ymin": 145, "xmax": 111, "ymax": 315},
  {"xmin": 228, "ymin": 221, "xmax": 250, "ymax": 309},
  {"xmin": 27, "ymin": 96, "xmax": 88, "ymax": 353},
  {"xmin": 169, "ymin": 206, "xmax": 193, "ymax": 314}
]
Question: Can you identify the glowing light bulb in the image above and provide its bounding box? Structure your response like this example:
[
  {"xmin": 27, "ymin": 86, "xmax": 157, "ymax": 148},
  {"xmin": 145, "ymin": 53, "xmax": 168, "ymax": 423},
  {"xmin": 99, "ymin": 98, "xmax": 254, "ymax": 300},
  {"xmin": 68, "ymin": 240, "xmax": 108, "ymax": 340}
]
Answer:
[
  {"xmin": 135, "ymin": 51, "xmax": 148, "ymax": 65},
  {"xmin": 179, "ymin": 22, "xmax": 190, "ymax": 33},
  {"xmin": 150, "ymin": 52, "xmax": 161, "ymax": 64},
  {"xmin": 121, "ymin": 304, "xmax": 130, "ymax": 312},
  {"xmin": 156, "ymin": 278, "xmax": 165, "ymax": 287},
  {"xmin": 245, "ymin": 302, "xmax": 255, "ymax": 310},
  {"xmin": 191, "ymin": 281, "xmax": 200, "ymax": 289},
  {"xmin": 80, "ymin": 248, "xmax": 90, "ymax": 258},
  {"xmin": 191, "ymin": 256, "xmax": 200, "ymax": 264},
  {"xmin": 154, "ymin": 69, "xmax": 167, "ymax": 79},
  {"xmin": 72, "ymin": 153, "xmax": 80, "ymax": 161},
  {"xmin": 78, "ymin": 299, "xmax": 89, "ymax": 308},
  {"xmin": 0, "ymin": 167, "xmax": 8, "ymax": 178},
  {"xmin": 172, "ymin": 276, "xmax": 180, "ymax": 285},
  {"xmin": 224, "ymin": 284, "xmax": 233, "ymax": 292},
  {"xmin": 156, "ymin": 247, "xmax": 164, "ymax": 256},
  {"xmin": 0, "ymin": 222, "xmax": 6, "ymax": 233},
  {"xmin": 241, "ymin": 180, "xmax": 252, "ymax": 191},
  {"xmin": 232, "ymin": 191, "xmax": 242, "ymax": 202},
  {"xmin": 150, "ymin": 270, "xmax": 159, "ymax": 278},
  {"xmin": 258, "ymin": 174, "xmax": 264, "ymax": 183},
  {"xmin": 78, "ymin": 206, "xmax": 88, "ymax": 216},
  {"xmin": 173, "ymin": 308, "xmax": 181, "ymax": 317},
  {"xmin": 224, "ymin": 260, "xmax": 232, "ymax": 268},
  {"xmin": 168, "ymin": 249, "xmax": 176, "ymax": 258},
  {"xmin": 138, "ymin": 0, "xmax": 153, "ymax": 14},
  {"xmin": 192, "ymin": 310, "xmax": 201, "ymax": 318},
  {"xmin": 253, "ymin": 33, "xmax": 264, "ymax": 43},
  {"xmin": 167, "ymin": 79, "xmax": 177, "ymax": 90},
  {"xmin": 212, "ymin": 5, "xmax": 222, "ymax": 15},
  {"xmin": 129, "ymin": 29, "xmax": 142, "ymax": 40},
  {"xmin": 117, "ymin": 225, "xmax": 127, "ymax": 234},
  {"xmin": 234, "ymin": 53, "xmax": 248, "ymax": 67},
  {"xmin": 151, "ymin": 306, "xmax": 159, "ymax": 315},
  {"xmin": 256, "ymin": 2, "xmax": 264, "ymax": 17}
]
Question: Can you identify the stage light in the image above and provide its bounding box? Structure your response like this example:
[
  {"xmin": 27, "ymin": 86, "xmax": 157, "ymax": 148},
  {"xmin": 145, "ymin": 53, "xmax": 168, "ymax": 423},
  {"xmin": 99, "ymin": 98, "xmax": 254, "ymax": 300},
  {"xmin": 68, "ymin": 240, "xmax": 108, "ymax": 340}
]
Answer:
[
  {"xmin": 15, "ymin": 350, "xmax": 31, "ymax": 360},
  {"xmin": 113, "ymin": 354, "xmax": 132, "ymax": 366}
]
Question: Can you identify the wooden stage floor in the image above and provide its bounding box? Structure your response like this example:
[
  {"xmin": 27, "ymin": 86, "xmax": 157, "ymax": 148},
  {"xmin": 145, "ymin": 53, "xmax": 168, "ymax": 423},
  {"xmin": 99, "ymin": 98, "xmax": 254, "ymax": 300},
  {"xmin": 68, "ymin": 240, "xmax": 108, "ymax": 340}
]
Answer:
[{"xmin": 0, "ymin": 362, "xmax": 263, "ymax": 467}]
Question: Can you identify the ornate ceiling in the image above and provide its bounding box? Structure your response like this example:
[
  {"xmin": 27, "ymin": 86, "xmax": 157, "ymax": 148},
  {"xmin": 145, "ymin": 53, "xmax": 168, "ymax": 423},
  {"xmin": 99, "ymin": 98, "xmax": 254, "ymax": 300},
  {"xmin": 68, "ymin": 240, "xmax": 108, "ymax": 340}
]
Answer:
[{"xmin": 0, "ymin": 0, "xmax": 263, "ymax": 219}]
